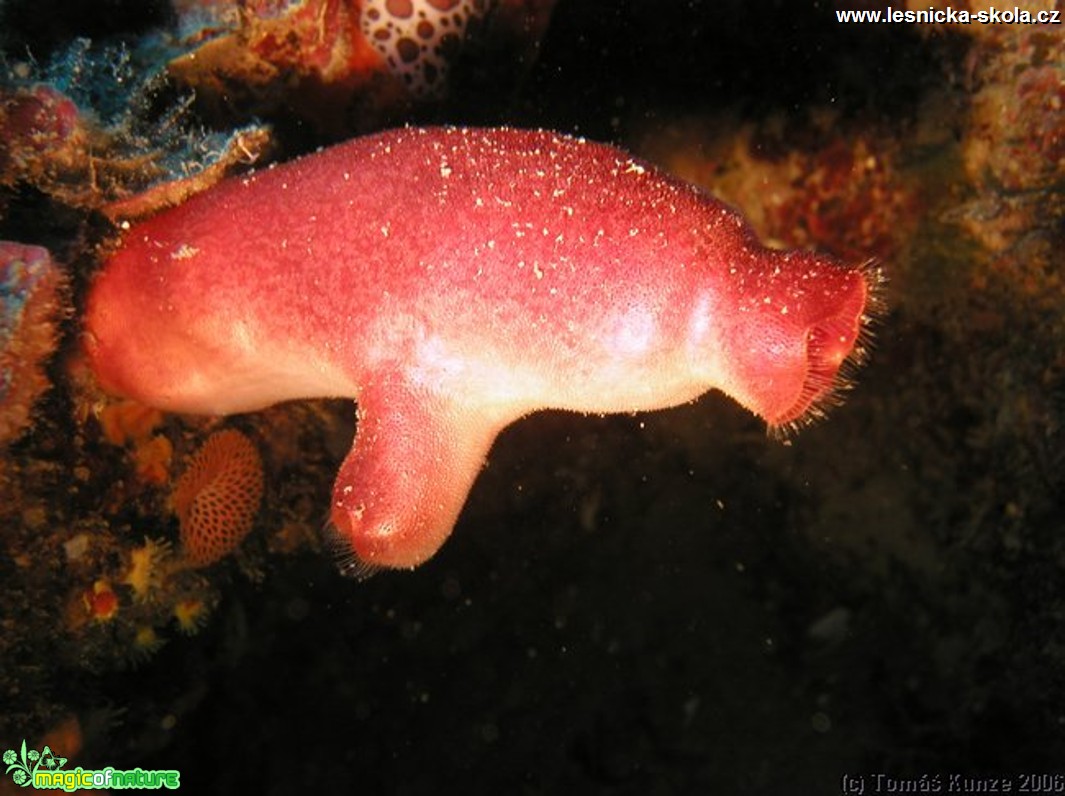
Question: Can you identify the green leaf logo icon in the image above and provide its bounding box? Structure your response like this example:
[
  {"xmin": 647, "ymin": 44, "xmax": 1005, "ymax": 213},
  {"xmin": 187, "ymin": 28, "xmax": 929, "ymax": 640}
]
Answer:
[{"xmin": 3, "ymin": 740, "xmax": 64, "ymax": 787}]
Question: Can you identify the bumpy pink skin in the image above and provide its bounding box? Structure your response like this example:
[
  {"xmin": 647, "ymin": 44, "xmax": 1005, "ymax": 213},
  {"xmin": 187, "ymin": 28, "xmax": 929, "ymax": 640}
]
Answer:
[{"xmin": 85, "ymin": 127, "xmax": 871, "ymax": 569}]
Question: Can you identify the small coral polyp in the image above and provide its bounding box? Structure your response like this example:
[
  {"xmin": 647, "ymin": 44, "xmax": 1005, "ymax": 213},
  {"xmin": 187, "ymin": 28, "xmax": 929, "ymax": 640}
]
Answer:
[
  {"xmin": 172, "ymin": 596, "xmax": 212, "ymax": 635},
  {"xmin": 83, "ymin": 580, "xmax": 119, "ymax": 622},
  {"xmin": 171, "ymin": 429, "xmax": 265, "ymax": 566},
  {"xmin": 121, "ymin": 539, "xmax": 171, "ymax": 602},
  {"xmin": 129, "ymin": 626, "xmax": 165, "ymax": 663}
]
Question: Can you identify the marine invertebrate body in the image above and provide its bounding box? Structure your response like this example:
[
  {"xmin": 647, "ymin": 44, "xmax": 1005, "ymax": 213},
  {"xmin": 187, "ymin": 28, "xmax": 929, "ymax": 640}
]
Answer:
[
  {"xmin": 171, "ymin": 429, "xmax": 265, "ymax": 566},
  {"xmin": 360, "ymin": 0, "xmax": 492, "ymax": 98},
  {"xmin": 85, "ymin": 127, "xmax": 876, "ymax": 570},
  {"xmin": 129, "ymin": 626, "xmax": 165, "ymax": 663},
  {"xmin": 172, "ymin": 596, "xmax": 212, "ymax": 634},
  {"xmin": 82, "ymin": 580, "xmax": 119, "ymax": 622},
  {"xmin": 121, "ymin": 539, "xmax": 171, "ymax": 601}
]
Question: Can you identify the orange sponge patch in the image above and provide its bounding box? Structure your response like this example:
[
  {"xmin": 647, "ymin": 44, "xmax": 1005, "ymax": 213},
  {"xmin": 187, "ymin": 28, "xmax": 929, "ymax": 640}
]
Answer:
[{"xmin": 172, "ymin": 429, "xmax": 264, "ymax": 566}]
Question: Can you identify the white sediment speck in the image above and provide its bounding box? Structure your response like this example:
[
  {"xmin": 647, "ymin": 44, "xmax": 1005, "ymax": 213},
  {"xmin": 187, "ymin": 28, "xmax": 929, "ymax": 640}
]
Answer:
[{"xmin": 171, "ymin": 244, "xmax": 199, "ymax": 260}]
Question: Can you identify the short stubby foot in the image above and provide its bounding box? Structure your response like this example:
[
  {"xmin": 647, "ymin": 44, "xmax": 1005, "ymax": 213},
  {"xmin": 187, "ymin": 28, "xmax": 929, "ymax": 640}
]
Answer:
[{"xmin": 328, "ymin": 381, "xmax": 502, "ymax": 571}]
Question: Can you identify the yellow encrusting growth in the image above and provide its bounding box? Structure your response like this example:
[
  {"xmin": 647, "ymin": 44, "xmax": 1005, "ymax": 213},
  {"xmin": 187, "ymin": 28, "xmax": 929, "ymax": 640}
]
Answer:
[{"xmin": 132, "ymin": 435, "xmax": 174, "ymax": 485}]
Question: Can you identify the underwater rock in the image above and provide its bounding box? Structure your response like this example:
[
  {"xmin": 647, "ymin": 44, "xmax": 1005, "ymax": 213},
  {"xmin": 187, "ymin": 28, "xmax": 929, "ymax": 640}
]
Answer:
[
  {"xmin": 958, "ymin": 24, "xmax": 1063, "ymax": 254},
  {"xmin": 167, "ymin": 0, "xmax": 558, "ymax": 134},
  {"xmin": 633, "ymin": 113, "xmax": 920, "ymax": 263},
  {"xmin": 0, "ymin": 56, "xmax": 275, "ymax": 215}
]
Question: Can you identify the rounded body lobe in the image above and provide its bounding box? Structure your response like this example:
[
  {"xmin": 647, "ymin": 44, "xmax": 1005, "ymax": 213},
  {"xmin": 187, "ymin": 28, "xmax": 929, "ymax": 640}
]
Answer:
[{"xmin": 88, "ymin": 128, "xmax": 724, "ymax": 416}]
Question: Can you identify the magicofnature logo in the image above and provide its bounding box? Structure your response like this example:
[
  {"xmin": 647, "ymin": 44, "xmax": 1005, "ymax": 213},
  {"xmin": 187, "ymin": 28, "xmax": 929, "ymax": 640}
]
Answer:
[
  {"xmin": 3, "ymin": 740, "xmax": 66, "ymax": 786},
  {"xmin": 3, "ymin": 740, "xmax": 179, "ymax": 791}
]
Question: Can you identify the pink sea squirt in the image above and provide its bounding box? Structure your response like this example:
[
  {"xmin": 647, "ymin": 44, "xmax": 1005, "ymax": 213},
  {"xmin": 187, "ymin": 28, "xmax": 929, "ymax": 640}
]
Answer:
[{"xmin": 85, "ymin": 127, "xmax": 877, "ymax": 571}]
